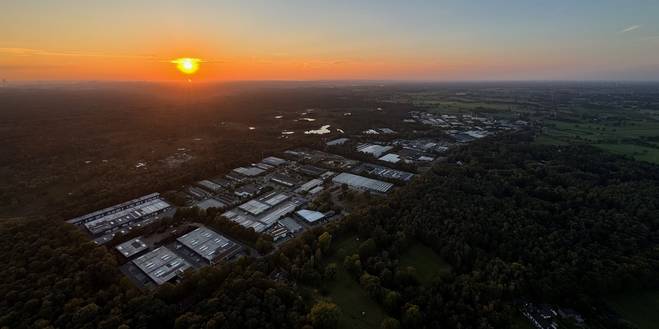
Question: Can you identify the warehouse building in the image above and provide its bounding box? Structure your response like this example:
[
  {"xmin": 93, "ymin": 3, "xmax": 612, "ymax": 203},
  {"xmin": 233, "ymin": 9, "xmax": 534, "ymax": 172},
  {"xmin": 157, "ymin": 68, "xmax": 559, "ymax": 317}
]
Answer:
[
  {"xmin": 232, "ymin": 166, "xmax": 266, "ymax": 177},
  {"xmin": 262, "ymin": 156, "xmax": 287, "ymax": 166},
  {"xmin": 67, "ymin": 193, "xmax": 172, "ymax": 238},
  {"xmin": 222, "ymin": 196, "xmax": 303, "ymax": 233},
  {"xmin": 356, "ymin": 143, "xmax": 394, "ymax": 158},
  {"xmin": 115, "ymin": 237, "xmax": 148, "ymax": 258},
  {"xmin": 195, "ymin": 198, "xmax": 228, "ymax": 210},
  {"xmin": 353, "ymin": 163, "xmax": 415, "ymax": 182},
  {"xmin": 332, "ymin": 172, "xmax": 394, "ymax": 193},
  {"xmin": 177, "ymin": 227, "xmax": 240, "ymax": 265},
  {"xmin": 326, "ymin": 138, "xmax": 349, "ymax": 146},
  {"xmin": 270, "ymin": 173, "xmax": 298, "ymax": 187},
  {"xmin": 196, "ymin": 180, "xmax": 224, "ymax": 193},
  {"xmin": 295, "ymin": 209, "xmax": 325, "ymax": 224},
  {"xmin": 132, "ymin": 247, "xmax": 191, "ymax": 285},
  {"xmin": 296, "ymin": 178, "xmax": 323, "ymax": 193}
]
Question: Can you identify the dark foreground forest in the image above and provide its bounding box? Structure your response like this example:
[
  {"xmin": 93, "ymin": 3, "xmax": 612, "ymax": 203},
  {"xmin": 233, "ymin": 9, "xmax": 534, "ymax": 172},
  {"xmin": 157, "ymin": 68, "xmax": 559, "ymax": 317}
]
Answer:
[{"xmin": 2, "ymin": 132, "xmax": 659, "ymax": 329}]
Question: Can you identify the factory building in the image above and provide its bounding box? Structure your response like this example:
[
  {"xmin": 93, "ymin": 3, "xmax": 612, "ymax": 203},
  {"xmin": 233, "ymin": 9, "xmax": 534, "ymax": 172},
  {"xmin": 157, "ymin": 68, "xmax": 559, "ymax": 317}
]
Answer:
[
  {"xmin": 332, "ymin": 172, "xmax": 394, "ymax": 193},
  {"xmin": 353, "ymin": 163, "xmax": 415, "ymax": 182},
  {"xmin": 295, "ymin": 209, "xmax": 326, "ymax": 224},
  {"xmin": 132, "ymin": 247, "xmax": 191, "ymax": 285},
  {"xmin": 176, "ymin": 227, "xmax": 240, "ymax": 265},
  {"xmin": 67, "ymin": 193, "xmax": 172, "ymax": 238},
  {"xmin": 222, "ymin": 194, "xmax": 304, "ymax": 233},
  {"xmin": 356, "ymin": 143, "xmax": 394, "ymax": 158},
  {"xmin": 262, "ymin": 156, "xmax": 287, "ymax": 166}
]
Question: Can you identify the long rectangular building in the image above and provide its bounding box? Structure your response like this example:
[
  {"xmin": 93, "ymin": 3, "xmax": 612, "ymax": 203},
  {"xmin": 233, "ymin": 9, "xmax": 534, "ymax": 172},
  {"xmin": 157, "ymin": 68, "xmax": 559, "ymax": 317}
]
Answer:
[
  {"xmin": 332, "ymin": 172, "xmax": 393, "ymax": 193},
  {"xmin": 67, "ymin": 193, "xmax": 172, "ymax": 236},
  {"xmin": 132, "ymin": 247, "xmax": 191, "ymax": 285}
]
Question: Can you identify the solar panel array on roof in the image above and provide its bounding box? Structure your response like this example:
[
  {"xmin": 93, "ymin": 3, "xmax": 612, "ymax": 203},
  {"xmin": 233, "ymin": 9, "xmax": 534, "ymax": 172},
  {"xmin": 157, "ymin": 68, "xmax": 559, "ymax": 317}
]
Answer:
[
  {"xmin": 132, "ymin": 247, "xmax": 191, "ymax": 285},
  {"xmin": 177, "ymin": 227, "xmax": 236, "ymax": 263},
  {"xmin": 332, "ymin": 172, "xmax": 393, "ymax": 193}
]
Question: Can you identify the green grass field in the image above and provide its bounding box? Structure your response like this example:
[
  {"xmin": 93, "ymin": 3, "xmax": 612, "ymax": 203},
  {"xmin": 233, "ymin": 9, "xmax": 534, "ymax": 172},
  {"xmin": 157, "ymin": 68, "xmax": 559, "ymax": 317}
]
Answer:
[
  {"xmin": 606, "ymin": 290, "xmax": 659, "ymax": 329},
  {"xmin": 323, "ymin": 236, "xmax": 387, "ymax": 329},
  {"xmin": 398, "ymin": 243, "xmax": 451, "ymax": 285},
  {"xmin": 538, "ymin": 120, "xmax": 659, "ymax": 164}
]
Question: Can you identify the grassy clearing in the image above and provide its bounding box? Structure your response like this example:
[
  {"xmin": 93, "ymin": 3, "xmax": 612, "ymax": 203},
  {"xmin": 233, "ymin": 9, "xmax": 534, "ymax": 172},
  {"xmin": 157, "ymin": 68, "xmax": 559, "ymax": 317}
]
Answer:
[
  {"xmin": 606, "ymin": 290, "xmax": 659, "ymax": 329},
  {"xmin": 595, "ymin": 143, "xmax": 659, "ymax": 163},
  {"xmin": 399, "ymin": 243, "xmax": 451, "ymax": 285},
  {"xmin": 322, "ymin": 236, "xmax": 386, "ymax": 329}
]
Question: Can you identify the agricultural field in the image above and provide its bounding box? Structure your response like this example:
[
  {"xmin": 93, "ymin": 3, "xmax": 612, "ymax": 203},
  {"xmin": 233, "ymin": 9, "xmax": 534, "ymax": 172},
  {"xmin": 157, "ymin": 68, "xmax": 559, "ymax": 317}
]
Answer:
[
  {"xmin": 398, "ymin": 243, "xmax": 451, "ymax": 285},
  {"xmin": 539, "ymin": 120, "xmax": 659, "ymax": 164},
  {"xmin": 606, "ymin": 290, "xmax": 659, "ymax": 329}
]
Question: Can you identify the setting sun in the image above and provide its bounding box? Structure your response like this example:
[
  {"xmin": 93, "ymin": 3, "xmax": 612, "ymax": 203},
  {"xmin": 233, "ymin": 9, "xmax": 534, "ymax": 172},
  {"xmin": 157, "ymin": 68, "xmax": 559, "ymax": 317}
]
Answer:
[{"xmin": 172, "ymin": 57, "xmax": 201, "ymax": 75}]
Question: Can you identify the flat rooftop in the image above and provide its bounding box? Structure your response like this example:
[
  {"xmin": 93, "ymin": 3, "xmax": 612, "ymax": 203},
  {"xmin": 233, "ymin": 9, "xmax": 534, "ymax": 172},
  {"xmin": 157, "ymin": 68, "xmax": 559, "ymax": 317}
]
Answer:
[
  {"xmin": 332, "ymin": 172, "xmax": 393, "ymax": 193},
  {"xmin": 67, "ymin": 192, "xmax": 161, "ymax": 225},
  {"xmin": 356, "ymin": 144, "xmax": 394, "ymax": 157},
  {"xmin": 196, "ymin": 198, "xmax": 228, "ymax": 210},
  {"xmin": 238, "ymin": 199, "xmax": 271, "ymax": 216},
  {"xmin": 262, "ymin": 156, "xmax": 287, "ymax": 166},
  {"xmin": 83, "ymin": 198, "xmax": 171, "ymax": 235},
  {"xmin": 132, "ymin": 247, "xmax": 191, "ymax": 285},
  {"xmin": 296, "ymin": 209, "xmax": 325, "ymax": 223},
  {"xmin": 177, "ymin": 227, "xmax": 236, "ymax": 263},
  {"xmin": 115, "ymin": 237, "xmax": 148, "ymax": 258},
  {"xmin": 233, "ymin": 166, "xmax": 266, "ymax": 177}
]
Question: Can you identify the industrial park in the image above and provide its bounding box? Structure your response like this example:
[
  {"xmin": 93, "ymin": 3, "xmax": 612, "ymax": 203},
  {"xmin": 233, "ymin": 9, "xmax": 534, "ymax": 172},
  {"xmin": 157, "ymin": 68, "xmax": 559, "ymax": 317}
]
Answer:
[{"xmin": 65, "ymin": 111, "xmax": 528, "ymax": 288}]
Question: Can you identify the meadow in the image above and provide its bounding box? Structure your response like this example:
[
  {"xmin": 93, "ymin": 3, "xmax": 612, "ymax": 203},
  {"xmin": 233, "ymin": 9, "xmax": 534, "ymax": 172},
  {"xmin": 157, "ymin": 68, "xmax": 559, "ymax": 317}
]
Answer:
[{"xmin": 538, "ymin": 120, "xmax": 659, "ymax": 164}]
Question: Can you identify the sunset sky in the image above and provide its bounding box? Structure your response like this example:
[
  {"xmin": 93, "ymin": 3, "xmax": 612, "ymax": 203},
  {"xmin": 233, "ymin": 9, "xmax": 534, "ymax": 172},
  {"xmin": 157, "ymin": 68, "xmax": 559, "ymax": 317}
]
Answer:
[{"xmin": 2, "ymin": 0, "xmax": 659, "ymax": 81}]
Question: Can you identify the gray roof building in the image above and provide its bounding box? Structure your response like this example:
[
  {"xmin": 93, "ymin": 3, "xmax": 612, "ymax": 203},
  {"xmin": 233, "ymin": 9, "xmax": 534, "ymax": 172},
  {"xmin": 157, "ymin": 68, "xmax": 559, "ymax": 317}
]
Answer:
[
  {"xmin": 177, "ymin": 227, "xmax": 238, "ymax": 264},
  {"xmin": 132, "ymin": 247, "xmax": 191, "ymax": 285},
  {"xmin": 115, "ymin": 237, "xmax": 148, "ymax": 258},
  {"xmin": 332, "ymin": 172, "xmax": 393, "ymax": 193}
]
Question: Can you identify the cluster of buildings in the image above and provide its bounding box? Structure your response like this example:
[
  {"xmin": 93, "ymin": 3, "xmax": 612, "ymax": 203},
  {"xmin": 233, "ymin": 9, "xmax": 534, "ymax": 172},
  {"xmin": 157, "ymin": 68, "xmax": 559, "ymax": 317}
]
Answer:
[
  {"xmin": 66, "ymin": 108, "xmax": 527, "ymax": 289},
  {"xmin": 115, "ymin": 226, "xmax": 243, "ymax": 287},
  {"xmin": 408, "ymin": 111, "xmax": 528, "ymax": 143},
  {"xmin": 117, "ymin": 226, "xmax": 244, "ymax": 287}
]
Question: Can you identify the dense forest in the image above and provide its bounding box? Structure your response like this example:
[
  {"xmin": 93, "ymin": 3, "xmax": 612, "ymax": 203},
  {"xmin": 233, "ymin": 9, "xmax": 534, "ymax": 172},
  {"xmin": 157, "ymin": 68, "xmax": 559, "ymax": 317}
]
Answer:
[{"xmin": 2, "ymin": 131, "xmax": 659, "ymax": 328}]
